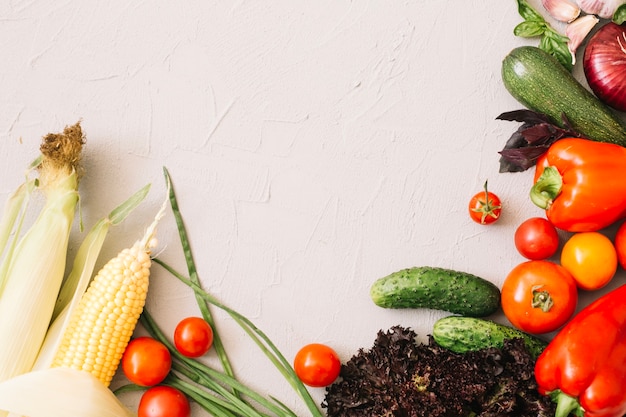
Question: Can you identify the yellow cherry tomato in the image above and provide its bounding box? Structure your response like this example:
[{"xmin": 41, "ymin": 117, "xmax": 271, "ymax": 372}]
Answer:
[{"xmin": 560, "ymin": 232, "xmax": 617, "ymax": 290}]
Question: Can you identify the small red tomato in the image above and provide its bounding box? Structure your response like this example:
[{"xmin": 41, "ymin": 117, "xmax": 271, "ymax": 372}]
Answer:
[
  {"xmin": 615, "ymin": 221, "xmax": 626, "ymax": 269},
  {"xmin": 174, "ymin": 317, "xmax": 214, "ymax": 358},
  {"xmin": 293, "ymin": 343, "xmax": 341, "ymax": 387},
  {"xmin": 121, "ymin": 337, "xmax": 172, "ymax": 387},
  {"xmin": 501, "ymin": 260, "xmax": 577, "ymax": 334},
  {"xmin": 138, "ymin": 386, "xmax": 190, "ymax": 417},
  {"xmin": 514, "ymin": 217, "xmax": 560, "ymax": 260},
  {"xmin": 468, "ymin": 181, "xmax": 502, "ymax": 225}
]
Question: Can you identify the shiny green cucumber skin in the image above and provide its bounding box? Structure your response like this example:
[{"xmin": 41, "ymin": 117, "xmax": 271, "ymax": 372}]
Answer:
[
  {"xmin": 502, "ymin": 46, "xmax": 626, "ymax": 146},
  {"xmin": 432, "ymin": 316, "xmax": 547, "ymax": 359},
  {"xmin": 369, "ymin": 266, "xmax": 500, "ymax": 317}
]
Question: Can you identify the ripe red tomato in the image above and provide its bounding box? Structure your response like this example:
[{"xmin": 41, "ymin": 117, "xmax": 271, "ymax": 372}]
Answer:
[
  {"xmin": 293, "ymin": 343, "xmax": 341, "ymax": 387},
  {"xmin": 614, "ymin": 221, "xmax": 626, "ymax": 269},
  {"xmin": 121, "ymin": 337, "xmax": 172, "ymax": 387},
  {"xmin": 501, "ymin": 260, "xmax": 577, "ymax": 334},
  {"xmin": 468, "ymin": 181, "xmax": 502, "ymax": 225},
  {"xmin": 560, "ymin": 231, "xmax": 617, "ymax": 290},
  {"xmin": 174, "ymin": 317, "xmax": 214, "ymax": 358},
  {"xmin": 138, "ymin": 386, "xmax": 190, "ymax": 417},
  {"xmin": 514, "ymin": 217, "xmax": 560, "ymax": 260}
]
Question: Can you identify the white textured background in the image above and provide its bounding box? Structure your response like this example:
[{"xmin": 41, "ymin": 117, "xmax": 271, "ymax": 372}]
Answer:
[{"xmin": 1, "ymin": 1, "xmax": 622, "ymax": 415}]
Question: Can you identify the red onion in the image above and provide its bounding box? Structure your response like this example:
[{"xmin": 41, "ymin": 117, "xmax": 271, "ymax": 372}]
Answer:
[{"xmin": 583, "ymin": 22, "xmax": 626, "ymax": 112}]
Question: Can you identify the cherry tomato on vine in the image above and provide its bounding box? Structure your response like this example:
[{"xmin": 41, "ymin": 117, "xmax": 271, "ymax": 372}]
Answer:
[
  {"xmin": 501, "ymin": 260, "xmax": 577, "ymax": 334},
  {"xmin": 468, "ymin": 181, "xmax": 502, "ymax": 225},
  {"xmin": 121, "ymin": 337, "xmax": 172, "ymax": 387},
  {"xmin": 614, "ymin": 221, "xmax": 626, "ymax": 270},
  {"xmin": 560, "ymin": 232, "xmax": 617, "ymax": 291},
  {"xmin": 174, "ymin": 317, "xmax": 214, "ymax": 358},
  {"xmin": 138, "ymin": 386, "xmax": 190, "ymax": 417},
  {"xmin": 514, "ymin": 217, "xmax": 560, "ymax": 260},
  {"xmin": 293, "ymin": 343, "xmax": 341, "ymax": 387}
]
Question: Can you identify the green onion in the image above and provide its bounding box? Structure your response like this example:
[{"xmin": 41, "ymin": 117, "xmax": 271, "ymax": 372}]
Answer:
[
  {"xmin": 137, "ymin": 167, "xmax": 324, "ymax": 417},
  {"xmin": 140, "ymin": 309, "xmax": 298, "ymax": 417}
]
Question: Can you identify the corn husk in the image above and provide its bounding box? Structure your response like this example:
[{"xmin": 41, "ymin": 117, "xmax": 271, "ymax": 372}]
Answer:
[
  {"xmin": 0, "ymin": 368, "xmax": 135, "ymax": 417},
  {"xmin": 0, "ymin": 124, "xmax": 84, "ymax": 386}
]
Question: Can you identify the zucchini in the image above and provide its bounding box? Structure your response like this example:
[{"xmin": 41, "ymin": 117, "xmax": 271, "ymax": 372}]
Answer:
[
  {"xmin": 432, "ymin": 316, "xmax": 548, "ymax": 359},
  {"xmin": 502, "ymin": 46, "xmax": 626, "ymax": 146},
  {"xmin": 369, "ymin": 266, "xmax": 500, "ymax": 317}
]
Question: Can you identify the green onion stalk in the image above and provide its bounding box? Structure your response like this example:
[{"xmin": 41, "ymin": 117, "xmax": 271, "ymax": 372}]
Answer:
[{"xmin": 118, "ymin": 168, "xmax": 324, "ymax": 416}]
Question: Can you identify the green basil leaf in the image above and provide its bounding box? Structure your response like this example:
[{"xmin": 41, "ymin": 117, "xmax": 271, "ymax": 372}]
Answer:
[
  {"xmin": 535, "ymin": 35, "xmax": 572, "ymax": 71},
  {"xmin": 545, "ymin": 29, "xmax": 570, "ymax": 44},
  {"xmin": 514, "ymin": 21, "xmax": 546, "ymax": 37},
  {"xmin": 613, "ymin": 4, "xmax": 626, "ymax": 24},
  {"xmin": 516, "ymin": 0, "xmax": 546, "ymax": 22},
  {"xmin": 539, "ymin": 35, "xmax": 552, "ymax": 51}
]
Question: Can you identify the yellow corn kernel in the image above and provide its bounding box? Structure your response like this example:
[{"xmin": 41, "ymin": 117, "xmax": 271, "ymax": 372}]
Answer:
[{"xmin": 51, "ymin": 242, "xmax": 151, "ymax": 386}]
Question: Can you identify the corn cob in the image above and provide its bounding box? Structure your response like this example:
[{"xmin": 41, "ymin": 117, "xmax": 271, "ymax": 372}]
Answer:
[{"xmin": 51, "ymin": 193, "xmax": 167, "ymax": 387}]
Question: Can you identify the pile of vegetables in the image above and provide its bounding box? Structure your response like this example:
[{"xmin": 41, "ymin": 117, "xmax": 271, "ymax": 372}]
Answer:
[
  {"xmin": 0, "ymin": 127, "xmax": 328, "ymax": 417},
  {"xmin": 499, "ymin": 0, "xmax": 626, "ymax": 173},
  {"xmin": 493, "ymin": 4, "xmax": 626, "ymax": 406},
  {"xmin": 0, "ymin": 123, "xmax": 153, "ymax": 416},
  {"xmin": 330, "ymin": 1, "xmax": 626, "ymax": 416},
  {"xmin": 1, "ymin": 1, "xmax": 626, "ymax": 417}
]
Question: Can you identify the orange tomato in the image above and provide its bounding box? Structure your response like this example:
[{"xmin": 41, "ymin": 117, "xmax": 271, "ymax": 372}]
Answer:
[
  {"xmin": 501, "ymin": 260, "xmax": 578, "ymax": 334},
  {"xmin": 560, "ymin": 232, "xmax": 617, "ymax": 290}
]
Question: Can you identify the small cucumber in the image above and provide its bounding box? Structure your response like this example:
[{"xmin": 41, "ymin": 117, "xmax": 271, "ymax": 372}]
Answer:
[
  {"xmin": 502, "ymin": 46, "xmax": 626, "ymax": 146},
  {"xmin": 432, "ymin": 316, "xmax": 548, "ymax": 359},
  {"xmin": 369, "ymin": 266, "xmax": 500, "ymax": 317}
]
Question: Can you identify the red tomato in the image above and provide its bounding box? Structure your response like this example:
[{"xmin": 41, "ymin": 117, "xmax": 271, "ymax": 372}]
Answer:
[
  {"xmin": 293, "ymin": 343, "xmax": 341, "ymax": 387},
  {"xmin": 615, "ymin": 221, "xmax": 626, "ymax": 269},
  {"xmin": 514, "ymin": 217, "xmax": 560, "ymax": 260},
  {"xmin": 560, "ymin": 232, "xmax": 617, "ymax": 290},
  {"xmin": 138, "ymin": 386, "xmax": 190, "ymax": 417},
  {"xmin": 501, "ymin": 260, "xmax": 577, "ymax": 334},
  {"xmin": 174, "ymin": 317, "xmax": 214, "ymax": 358},
  {"xmin": 468, "ymin": 181, "xmax": 502, "ymax": 225},
  {"xmin": 121, "ymin": 337, "xmax": 172, "ymax": 387}
]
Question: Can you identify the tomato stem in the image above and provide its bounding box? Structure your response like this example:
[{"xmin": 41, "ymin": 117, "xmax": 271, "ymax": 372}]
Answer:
[
  {"xmin": 531, "ymin": 285, "xmax": 554, "ymax": 312},
  {"xmin": 530, "ymin": 166, "xmax": 563, "ymax": 210}
]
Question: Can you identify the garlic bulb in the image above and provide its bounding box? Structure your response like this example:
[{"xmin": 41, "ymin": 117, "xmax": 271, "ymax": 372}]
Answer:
[
  {"xmin": 566, "ymin": 14, "xmax": 601, "ymax": 63},
  {"xmin": 577, "ymin": 0, "xmax": 626, "ymax": 18},
  {"xmin": 542, "ymin": 0, "xmax": 625, "ymax": 66},
  {"xmin": 542, "ymin": 0, "xmax": 582, "ymax": 22}
]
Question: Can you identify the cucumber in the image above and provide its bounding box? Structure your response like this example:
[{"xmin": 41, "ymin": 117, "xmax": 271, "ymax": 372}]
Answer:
[
  {"xmin": 432, "ymin": 316, "xmax": 548, "ymax": 359},
  {"xmin": 502, "ymin": 46, "xmax": 626, "ymax": 146},
  {"xmin": 369, "ymin": 266, "xmax": 500, "ymax": 317}
]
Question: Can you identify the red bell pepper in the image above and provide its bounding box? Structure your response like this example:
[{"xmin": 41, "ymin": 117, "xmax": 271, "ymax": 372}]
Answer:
[
  {"xmin": 534, "ymin": 284, "xmax": 626, "ymax": 417},
  {"xmin": 531, "ymin": 137, "xmax": 626, "ymax": 232}
]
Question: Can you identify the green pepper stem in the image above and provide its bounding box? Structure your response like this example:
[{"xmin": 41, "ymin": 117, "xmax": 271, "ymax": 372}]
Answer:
[
  {"xmin": 551, "ymin": 390, "xmax": 584, "ymax": 417},
  {"xmin": 530, "ymin": 166, "xmax": 563, "ymax": 209}
]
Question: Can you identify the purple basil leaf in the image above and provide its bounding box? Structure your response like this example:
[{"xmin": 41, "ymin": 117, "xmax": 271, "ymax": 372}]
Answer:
[
  {"xmin": 496, "ymin": 109, "xmax": 552, "ymax": 125},
  {"xmin": 520, "ymin": 123, "xmax": 559, "ymax": 145},
  {"xmin": 496, "ymin": 109, "xmax": 584, "ymax": 173},
  {"xmin": 499, "ymin": 145, "xmax": 550, "ymax": 172}
]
